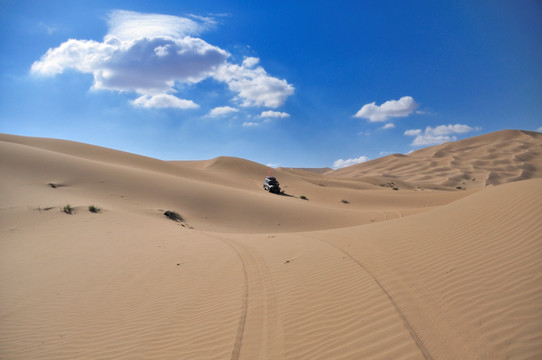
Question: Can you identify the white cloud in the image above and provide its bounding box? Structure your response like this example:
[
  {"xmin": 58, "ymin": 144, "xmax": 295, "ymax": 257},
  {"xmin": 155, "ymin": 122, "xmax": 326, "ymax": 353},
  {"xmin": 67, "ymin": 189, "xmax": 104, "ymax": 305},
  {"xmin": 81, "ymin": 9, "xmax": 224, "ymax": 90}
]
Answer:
[
  {"xmin": 332, "ymin": 155, "xmax": 369, "ymax": 169},
  {"xmin": 404, "ymin": 124, "xmax": 479, "ymax": 146},
  {"xmin": 208, "ymin": 106, "xmax": 239, "ymax": 117},
  {"xmin": 242, "ymin": 121, "xmax": 259, "ymax": 127},
  {"xmin": 354, "ymin": 96, "xmax": 418, "ymax": 122},
  {"xmin": 404, "ymin": 129, "xmax": 422, "ymax": 136},
  {"xmin": 535, "ymin": 126, "xmax": 542, "ymax": 132},
  {"xmin": 259, "ymin": 110, "xmax": 290, "ymax": 118},
  {"xmin": 31, "ymin": 24, "xmax": 227, "ymax": 94},
  {"xmin": 242, "ymin": 57, "xmax": 260, "ymax": 68},
  {"xmin": 131, "ymin": 94, "xmax": 199, "ymax": 109},
  {"xmin": 31, "ymin": 10, "xmax": 294, "ymax": 109},
  {"xmin": 381, "ymin": 123, "xmax": 395, "ymax": 129},
  {"xmin": 212, "ymin": 60, "xmax": 294, "ymax": 108},
  {"xmin": 105, "ymin": 10, "xmax": 215, "ymax": 42}
]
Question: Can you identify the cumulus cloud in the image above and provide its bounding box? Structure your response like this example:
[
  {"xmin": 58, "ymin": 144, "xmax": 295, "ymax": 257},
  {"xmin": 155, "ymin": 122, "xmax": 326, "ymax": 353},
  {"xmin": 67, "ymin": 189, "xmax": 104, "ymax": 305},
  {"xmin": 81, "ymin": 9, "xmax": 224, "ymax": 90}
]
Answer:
[
  {"xmin": 259, "ymin": 110, "xmax": 290, "ymax": 118},
  {"xmin": 536, "ymin": 126, "xmax": 542, "ymax": 132},
  {"xmin": 404, "ymin": 124, "xmax": 479, "ymax": 146},
  {"xmin": 213, "ymin": 60, "xmax": 294, "ymax": 108},
  {"xmin": 332, "ymin": 155, "xmax": 369, "ymax": 169},
  {"xmin": 132, "ymin": 94, "xmax": 198, "ymax": 109},
  {"xmin": 354, "ymin": 96, "xmax": 418, "ymax": 122},
  {"xmin": 31, "ymin": 10, "xmax": 294, "ymax": 109},
  {"xmin": 208, "ymin": 106, "xmax": 239, "ymax": 117}
]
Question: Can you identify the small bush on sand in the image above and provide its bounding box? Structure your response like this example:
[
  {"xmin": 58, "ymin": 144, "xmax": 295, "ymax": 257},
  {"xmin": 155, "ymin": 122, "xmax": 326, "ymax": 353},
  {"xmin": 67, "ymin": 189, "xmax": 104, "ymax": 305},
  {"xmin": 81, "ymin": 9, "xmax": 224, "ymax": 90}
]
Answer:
[
  {"xmin": 88, "ymin": 205, "xmax": 101, "ymax": 213},
  {"xmin": 164, "ymin": 210, "xmax": 183, "ymax": 222},
  {"xmin": 62, "ymin": 204, "xmax": 74, "ymax": 214},
  {"xmin": 300, "ymin": 195, "xmax": 308, "ymax": 200},
  {"xmin": 341, "ymin": 199, "xmax": 350, "ymax": 204}
]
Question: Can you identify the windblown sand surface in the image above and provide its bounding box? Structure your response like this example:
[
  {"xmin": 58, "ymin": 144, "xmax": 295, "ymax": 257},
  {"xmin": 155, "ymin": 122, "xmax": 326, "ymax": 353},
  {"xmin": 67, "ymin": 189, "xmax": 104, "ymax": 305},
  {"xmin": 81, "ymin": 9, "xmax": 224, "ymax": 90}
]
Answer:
[{"xmin": 1, "ymin": 130, "xmax": 541, "ymax": 359}]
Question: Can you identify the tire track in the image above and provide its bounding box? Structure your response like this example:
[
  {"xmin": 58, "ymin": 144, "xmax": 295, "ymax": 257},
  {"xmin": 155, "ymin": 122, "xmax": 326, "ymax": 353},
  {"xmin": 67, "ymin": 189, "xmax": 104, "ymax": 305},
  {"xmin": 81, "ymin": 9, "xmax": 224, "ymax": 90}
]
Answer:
[
  {"xmin": 217, "ymin": 238, "xmax": 249, "ymax": 360},
  {"xmin": 209, "ymin": 234, "xmax": 282, "ymax": 360},
  {"xmin": 316, "ymin": 238, "xmax": 433, "ymax": 360}
]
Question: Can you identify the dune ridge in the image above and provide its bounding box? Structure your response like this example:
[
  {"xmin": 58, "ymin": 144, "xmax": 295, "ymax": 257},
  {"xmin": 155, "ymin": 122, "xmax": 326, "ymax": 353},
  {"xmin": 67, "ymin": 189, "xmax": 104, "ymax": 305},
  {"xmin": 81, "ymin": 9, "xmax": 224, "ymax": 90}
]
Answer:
[{"xmin": 1, "ymin": 131, "xmax": 541, "ymax": 359}]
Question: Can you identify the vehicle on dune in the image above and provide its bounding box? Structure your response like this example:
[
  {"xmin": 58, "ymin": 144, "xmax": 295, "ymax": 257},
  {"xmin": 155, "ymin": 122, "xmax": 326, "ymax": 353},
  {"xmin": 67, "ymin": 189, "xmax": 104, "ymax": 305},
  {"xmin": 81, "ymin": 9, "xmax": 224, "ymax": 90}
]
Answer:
[{"xmin": 263, "ymin": 176, "xmax": 281, "ymax": 194}]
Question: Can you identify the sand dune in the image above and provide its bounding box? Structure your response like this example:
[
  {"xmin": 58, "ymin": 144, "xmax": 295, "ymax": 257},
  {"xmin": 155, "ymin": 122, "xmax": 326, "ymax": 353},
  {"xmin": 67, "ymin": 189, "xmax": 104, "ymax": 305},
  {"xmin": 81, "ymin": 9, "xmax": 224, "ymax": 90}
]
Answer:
[
  {"xmin": 1, "ymin": 131, "xmax": 541, "ymax": 359},
  {"xmin": 327, "ymin": 130, "xmax": 542, "ymax": 190}
]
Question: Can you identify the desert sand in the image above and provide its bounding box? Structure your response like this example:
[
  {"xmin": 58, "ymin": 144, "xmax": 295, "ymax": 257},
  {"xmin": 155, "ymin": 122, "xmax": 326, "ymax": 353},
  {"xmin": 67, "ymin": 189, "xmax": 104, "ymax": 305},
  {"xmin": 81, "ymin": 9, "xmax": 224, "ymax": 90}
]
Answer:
[{"xmin": 1, "ymin": 130, "xmax": 541, "ymax": 359}]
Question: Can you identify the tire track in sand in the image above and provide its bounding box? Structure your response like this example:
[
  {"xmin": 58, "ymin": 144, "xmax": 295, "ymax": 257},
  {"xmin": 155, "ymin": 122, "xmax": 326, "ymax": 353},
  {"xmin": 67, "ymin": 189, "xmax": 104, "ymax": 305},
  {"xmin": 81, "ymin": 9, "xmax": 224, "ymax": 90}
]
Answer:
[
  {"xmin": 317, "ymin": 238, "xmax": 433, "ymax": 360},
  {"xmin": 209, "ymin": 234, "xmax": 283, "ymax": 360}
]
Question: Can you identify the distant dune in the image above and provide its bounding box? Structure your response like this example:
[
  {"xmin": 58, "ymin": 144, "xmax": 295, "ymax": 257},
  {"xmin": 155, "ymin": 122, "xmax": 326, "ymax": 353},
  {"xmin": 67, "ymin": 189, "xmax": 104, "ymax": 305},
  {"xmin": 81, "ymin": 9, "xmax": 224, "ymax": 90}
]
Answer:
[
  {"xmin": 1, "ymin": 130, "xmax": 541, "ymax": 359},
  {"xmin": 327, "ymin": 130, "xmax": 542, "ymax": 190}
]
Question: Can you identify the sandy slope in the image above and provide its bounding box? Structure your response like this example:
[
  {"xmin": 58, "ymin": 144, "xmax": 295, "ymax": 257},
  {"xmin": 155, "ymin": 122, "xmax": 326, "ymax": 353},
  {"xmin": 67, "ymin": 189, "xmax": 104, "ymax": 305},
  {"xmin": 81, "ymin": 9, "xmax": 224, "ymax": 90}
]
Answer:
[{"xmin": 1, "ymin": 132, "xmax": 541, "ymax": 359}]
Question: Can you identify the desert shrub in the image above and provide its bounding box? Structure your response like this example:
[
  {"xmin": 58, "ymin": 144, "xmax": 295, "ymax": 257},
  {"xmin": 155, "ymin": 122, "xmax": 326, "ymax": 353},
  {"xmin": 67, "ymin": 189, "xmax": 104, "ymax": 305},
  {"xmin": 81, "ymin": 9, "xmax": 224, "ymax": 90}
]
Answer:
[
  {"xmin": 164, "ymin": 210, "xmax": 183, "ymax": 222},
  {"xmin": 341, "ymin": 199, "xmax": 350, "ymax": 204},
  {"xmin": 62, "ymin": 204, "xmax": 74, "ymax": 214},
  {"xmin": 300, "ymin": 195, "xmax": 308, "ymax": 200},
  {"xmin": 88, "ymin": 205, "xmax": 100, "ymax": 213}
]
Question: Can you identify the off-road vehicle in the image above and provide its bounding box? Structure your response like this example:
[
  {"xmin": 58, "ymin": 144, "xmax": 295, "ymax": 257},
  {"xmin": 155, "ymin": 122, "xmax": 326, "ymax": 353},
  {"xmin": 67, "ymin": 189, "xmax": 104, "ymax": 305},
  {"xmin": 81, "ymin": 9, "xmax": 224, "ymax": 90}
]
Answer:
[{"xmin": 263, "ymin": 176, "xmax": 281, "ymax": 194}]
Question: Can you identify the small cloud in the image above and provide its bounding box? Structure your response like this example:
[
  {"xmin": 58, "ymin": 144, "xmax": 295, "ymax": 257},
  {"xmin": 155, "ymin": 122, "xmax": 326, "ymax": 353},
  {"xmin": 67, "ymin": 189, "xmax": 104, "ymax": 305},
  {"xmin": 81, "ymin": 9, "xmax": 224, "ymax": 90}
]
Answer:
[
  {"xmin": 266, "ymin": 163, "xmax": 279, "ymax": 168},
  {"xmin": 354, "ymin": 96, "xmax": 418, "ymax": 122},
  {"xmin": 242, "ymin": 121, "xmax": 259, "ymax": 127},
  {"xmin": 131, "ymin": 94, "xmax": 199, "ymax": 109},
  {"xmin": 536, "ymin": 126, "xmax": 542, "ymax": 132},
  {"xmin": 259, "ymin": 110, "xmax": 290, "ymax": 118},
  {"xmin": 379, "ymin": 151, "xmax": 389, "ymax": 156},
  {"xmin": 381, "ymin": 123, "xmax": 395, "ymax": 130},
  {"xmin": 208, "ymin": 106, "xmax": 239, "ymax": 117},
  {"xmin": 404, "ymin": 124, "xmax": 479, "ymax": 146},
  {"xmin": 242, "ymin": 57, "xmax": 260, "ymax": 68},
  {"xmin": 404, "ymin": 129, "xmax": 422, "ymax": 136},
  {"xmin": 38, "ymin": 22, "xmax": 58, "ymax": 35},
  {"xmin": 332, "ymin": 155, "xmax": 369, "ymax": 169}
]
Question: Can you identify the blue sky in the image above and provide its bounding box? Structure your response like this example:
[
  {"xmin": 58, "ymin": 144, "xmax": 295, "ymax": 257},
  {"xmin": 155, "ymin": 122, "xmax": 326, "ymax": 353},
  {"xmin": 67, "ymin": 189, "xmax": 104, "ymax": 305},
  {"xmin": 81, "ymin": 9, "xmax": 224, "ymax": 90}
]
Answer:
[{"xmin": 1, "ymin": 0, "xmax": 541, "ymax": 168}]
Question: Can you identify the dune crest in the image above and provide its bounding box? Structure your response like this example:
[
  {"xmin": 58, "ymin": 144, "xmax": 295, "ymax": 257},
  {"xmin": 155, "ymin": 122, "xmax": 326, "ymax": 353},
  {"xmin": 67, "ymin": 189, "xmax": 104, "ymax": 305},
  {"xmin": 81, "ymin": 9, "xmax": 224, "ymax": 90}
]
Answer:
[{"xmin": 1, "ymin": 131, "xmax": 541, "ymax": 359}]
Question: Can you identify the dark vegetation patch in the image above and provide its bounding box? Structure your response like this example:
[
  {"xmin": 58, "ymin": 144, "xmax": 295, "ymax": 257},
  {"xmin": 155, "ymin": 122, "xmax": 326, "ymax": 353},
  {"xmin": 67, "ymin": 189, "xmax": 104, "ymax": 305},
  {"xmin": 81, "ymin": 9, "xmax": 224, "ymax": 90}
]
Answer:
[
  {"xmin": 88, "ymin": 205, "xmax": 101, "ymax": 213},
  {"xmin": 62, "ymin": 204, "xmax": 74, "ymax": 214},
  {"xmin": 164, "ymin": 210, "xmax": 183, "ymax": 222},
  {"xmin": 34, "ymin": 206, "xmax": 54, "ymax": 211}
]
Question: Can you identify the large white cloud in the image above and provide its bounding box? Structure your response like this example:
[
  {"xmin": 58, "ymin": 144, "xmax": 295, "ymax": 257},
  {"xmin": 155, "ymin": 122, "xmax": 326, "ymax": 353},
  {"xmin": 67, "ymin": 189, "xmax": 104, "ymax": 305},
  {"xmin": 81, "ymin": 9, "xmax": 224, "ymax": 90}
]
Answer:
[
  {"xmin": 332, "ymin": 156, "xmax": 369, "ymax": 169},
  {"xmin": 354, "ymin": 96, "xmax": 418, "ymax": 122},
  {"xmin": 405, "ymin": 124, "xmax": 479, "ymax": 146},
  {"xmin": 31, "ymin": 10, "xmax": 294, "ymax": 109}
]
